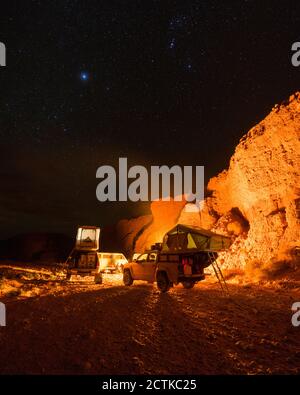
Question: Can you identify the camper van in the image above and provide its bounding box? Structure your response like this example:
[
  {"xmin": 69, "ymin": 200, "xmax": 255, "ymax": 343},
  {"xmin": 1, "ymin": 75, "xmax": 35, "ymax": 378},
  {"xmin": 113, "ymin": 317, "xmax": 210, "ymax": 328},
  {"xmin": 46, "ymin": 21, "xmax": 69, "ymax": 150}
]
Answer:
[
  {"xmin": 65, "ymin": 226, "xmax": 103, "ymax": 283},
  {"xmin": 65, "ymin": 226, "xmax": 127, "ymax": 283}
]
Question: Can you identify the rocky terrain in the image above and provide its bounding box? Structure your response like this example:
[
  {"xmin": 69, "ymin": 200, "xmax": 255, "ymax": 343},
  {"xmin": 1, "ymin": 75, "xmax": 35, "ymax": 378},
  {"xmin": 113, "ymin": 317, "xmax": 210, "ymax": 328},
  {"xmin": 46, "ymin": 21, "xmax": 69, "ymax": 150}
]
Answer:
[{"xmin": 0, "ymin": 264, "xmax": 299, "ymax": 375}]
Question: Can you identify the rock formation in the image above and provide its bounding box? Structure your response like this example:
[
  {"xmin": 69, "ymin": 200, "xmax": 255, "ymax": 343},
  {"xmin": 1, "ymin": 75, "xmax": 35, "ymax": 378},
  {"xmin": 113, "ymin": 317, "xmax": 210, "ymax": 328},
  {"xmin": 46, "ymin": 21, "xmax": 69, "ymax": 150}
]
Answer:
[
  {"xmin": 208, "ymin": 92, "xmax": 300, "ymax": 271},
  {"xmin": 116, "ymin": 200, "xmax": 185, "ymax": 255},
  {"xmin": 116, "ymin": 93, "xmax": 300, "ymax": 273}
]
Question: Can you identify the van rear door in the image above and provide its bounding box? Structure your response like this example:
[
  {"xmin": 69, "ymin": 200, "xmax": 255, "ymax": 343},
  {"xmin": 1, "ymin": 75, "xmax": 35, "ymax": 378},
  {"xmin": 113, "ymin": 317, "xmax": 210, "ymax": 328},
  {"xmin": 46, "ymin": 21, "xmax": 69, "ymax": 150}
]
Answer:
[{"xmin": 75, "ymin": 226, "xmax": 100, "ymax": 250}]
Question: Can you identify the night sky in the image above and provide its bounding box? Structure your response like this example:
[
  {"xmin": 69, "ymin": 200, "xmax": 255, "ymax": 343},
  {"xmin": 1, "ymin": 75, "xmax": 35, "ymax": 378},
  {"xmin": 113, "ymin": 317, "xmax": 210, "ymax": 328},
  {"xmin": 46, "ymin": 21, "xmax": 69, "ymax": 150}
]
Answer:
[{"xmin": 1, "ymin": 1, "xmax": 300, "ymax": 239}]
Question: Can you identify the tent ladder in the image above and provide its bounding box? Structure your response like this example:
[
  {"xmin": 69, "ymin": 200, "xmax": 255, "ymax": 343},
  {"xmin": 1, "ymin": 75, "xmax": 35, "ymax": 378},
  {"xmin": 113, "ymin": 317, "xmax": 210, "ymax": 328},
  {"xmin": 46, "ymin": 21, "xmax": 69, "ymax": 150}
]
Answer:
[{"xmin": 207, "ymin": 251, "xmax": 229, "ymax": 295}]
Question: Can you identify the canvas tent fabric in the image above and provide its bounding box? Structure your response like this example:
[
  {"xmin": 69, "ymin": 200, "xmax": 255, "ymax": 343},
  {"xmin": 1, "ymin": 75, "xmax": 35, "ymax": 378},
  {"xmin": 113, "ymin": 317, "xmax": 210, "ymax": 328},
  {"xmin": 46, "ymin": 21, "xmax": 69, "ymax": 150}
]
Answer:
[{"xmin": 161, "ymin": 224, "xmax": 231, "ymax": 252}]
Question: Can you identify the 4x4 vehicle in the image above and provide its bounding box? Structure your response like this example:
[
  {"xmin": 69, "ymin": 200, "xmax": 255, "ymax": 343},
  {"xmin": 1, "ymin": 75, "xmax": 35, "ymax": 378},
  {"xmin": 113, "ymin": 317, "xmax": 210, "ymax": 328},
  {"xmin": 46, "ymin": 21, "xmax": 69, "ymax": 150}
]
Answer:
[
  {"xmin": 66, "ymin": 249, "xmax": 103, "ymax": 284},
  {"xmin": 123, "ymin": 224, "xmax": 231, "ymax": 292},
  {"xmin": 65, "ymin": 226, "xmax": 127, "ymax": 283},
  {"xmin": 65, "ymin": 226, "xmax": 103, "ymax": 284},
  {"xmin": 123, "ymin": 250, "xmax": 210, "ymax": 292},
  {"xmin": 97, "ymin": 252, "xmax": 128, "ymax": 273}
]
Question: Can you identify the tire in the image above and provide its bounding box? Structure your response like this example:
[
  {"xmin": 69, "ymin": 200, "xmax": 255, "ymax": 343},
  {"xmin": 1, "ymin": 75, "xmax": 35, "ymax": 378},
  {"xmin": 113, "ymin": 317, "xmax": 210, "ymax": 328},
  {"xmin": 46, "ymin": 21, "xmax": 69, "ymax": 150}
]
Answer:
[
  {"xmin": 182, "ymin": 280, "xmax": 195, "ymax": 289},
  {"xmin": 156, "ymin": 272, "xmax": 171, "ymax": 293},
  {"xmin": 65, "ymin": 272, "xmax": 71, "ymax": 281},
  {"xmin": 94, "ymin": 273, "xmax": 103, "ymax": 284},
  {"xmin": 123, "ymin": 270, "xmax": 133, "ymax": 286}
]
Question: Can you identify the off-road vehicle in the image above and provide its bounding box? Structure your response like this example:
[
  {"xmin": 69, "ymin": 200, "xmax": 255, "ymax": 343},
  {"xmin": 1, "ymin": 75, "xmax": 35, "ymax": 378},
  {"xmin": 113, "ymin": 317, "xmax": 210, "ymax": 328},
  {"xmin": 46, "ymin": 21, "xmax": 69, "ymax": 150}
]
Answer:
[
  {"xmin": 123, "ymin": 224, "xmax": 231, "ymax": 292},
  {"xmin": 65, "ymin": 226, "xmax": 103, "ymax": 284},
  {"xmin": 97, "ymin": 252, "xmax": 128, "ymax": 273},
  {"xmin": 123, "ymin": 250, "xmax": 210, "ymax": 292},
  {"xmin": 65, "ymin": 226, "xmax": 127, "ymax": 283}
]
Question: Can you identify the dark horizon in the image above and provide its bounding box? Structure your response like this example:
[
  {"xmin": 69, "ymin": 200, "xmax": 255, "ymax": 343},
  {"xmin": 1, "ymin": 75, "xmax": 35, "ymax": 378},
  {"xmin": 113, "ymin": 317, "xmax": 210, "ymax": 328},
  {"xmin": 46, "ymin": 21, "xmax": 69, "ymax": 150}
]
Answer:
[{"xmin": 1, "ymin": 1, "xmax": 300, "ymax": 239}]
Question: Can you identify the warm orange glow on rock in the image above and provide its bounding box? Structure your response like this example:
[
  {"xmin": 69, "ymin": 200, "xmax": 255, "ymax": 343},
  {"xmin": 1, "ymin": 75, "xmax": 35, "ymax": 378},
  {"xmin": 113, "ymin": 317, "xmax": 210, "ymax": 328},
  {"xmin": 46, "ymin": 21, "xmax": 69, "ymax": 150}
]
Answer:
[
  {"xmin": 134, "ymin": 198, "xmax": 186, "ymax": 252},
  {"xmin": 207, "ymin": 92, "xmax": 300, "ymax": 271},
  {"xmin": 117, "ymin": 93, "xmax": 300, "ymax": 276}
]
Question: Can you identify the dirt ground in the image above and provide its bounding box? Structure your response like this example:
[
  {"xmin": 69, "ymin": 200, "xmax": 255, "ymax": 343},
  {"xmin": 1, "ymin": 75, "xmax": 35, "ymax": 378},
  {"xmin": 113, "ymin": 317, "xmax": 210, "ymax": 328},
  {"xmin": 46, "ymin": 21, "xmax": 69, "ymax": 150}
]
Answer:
[{"xmin": 0, "ymin": 263, "xmax": 300, "ymax": 375}]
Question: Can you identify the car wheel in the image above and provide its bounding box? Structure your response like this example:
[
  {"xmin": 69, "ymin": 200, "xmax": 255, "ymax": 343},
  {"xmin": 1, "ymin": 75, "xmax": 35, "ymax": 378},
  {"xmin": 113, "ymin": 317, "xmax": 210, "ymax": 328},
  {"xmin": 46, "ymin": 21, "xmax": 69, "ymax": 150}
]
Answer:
[
  {"xmin": 123, "ymin": 270, "xmax": 133, "ymax": 286},
  {"xmin": 182, "ymin": 280, "xmax": 195, "ymax": 289},
  {"xmin": 65, "ymin": 272, "xmax": 71, "ymax": 281},
  {"xmin": 94, "ymin": 273, "xmax": 103, "ymax": 284},
  {"xmin": 156, "ymin": 272, "xmax": 171, "ymax": 293}
]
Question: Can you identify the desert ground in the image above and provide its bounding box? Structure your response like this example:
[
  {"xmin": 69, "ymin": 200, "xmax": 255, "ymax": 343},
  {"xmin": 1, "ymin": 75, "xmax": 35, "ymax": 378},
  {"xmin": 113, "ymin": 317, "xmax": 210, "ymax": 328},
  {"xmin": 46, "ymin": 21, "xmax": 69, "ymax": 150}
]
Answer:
[{"xmin": 0, "ymin": 263, "xmax": 300, "ymax": 375}]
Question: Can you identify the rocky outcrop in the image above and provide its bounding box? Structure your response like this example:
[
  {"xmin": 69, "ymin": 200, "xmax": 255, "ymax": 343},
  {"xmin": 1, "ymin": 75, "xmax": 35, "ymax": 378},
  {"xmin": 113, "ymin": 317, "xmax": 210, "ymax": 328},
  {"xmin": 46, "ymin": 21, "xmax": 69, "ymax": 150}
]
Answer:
[
  {"xmin": 116, "ymin": 215, "xmax": 153, "ymax": 256},
  {"xmin": 208, "ymin": 93, "xmax": 300, "ymax": 270},
  {"xmin": 116, "ymin": 92, "xmax": 300, "ymax": 272},
  {"xmin": 134, "ymin": 199, "xmax": 186, "ymax": 253},
  {"xmin": 116, "ymin": 199, "xmax": 186, "ymax": 255}
]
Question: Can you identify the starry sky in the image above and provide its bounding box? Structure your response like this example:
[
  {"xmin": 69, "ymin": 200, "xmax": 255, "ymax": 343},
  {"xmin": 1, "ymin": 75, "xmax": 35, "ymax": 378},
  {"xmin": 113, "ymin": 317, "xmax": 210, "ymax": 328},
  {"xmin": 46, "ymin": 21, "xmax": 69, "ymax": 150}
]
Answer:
[{"xmin": 0, "ymin": 0, "xmax": 300, "ymax": 239}]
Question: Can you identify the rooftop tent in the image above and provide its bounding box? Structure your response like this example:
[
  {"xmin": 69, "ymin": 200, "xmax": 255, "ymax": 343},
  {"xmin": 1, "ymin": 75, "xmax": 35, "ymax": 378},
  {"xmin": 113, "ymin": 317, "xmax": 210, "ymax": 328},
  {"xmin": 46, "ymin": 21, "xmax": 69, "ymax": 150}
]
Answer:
[
  {"xmin": 161, "ymin": 224, "xmax": 231, "ymax": 253},
  {"xmin": 75, "ymin": 226, "xmax": 100, "ymax": 251}
]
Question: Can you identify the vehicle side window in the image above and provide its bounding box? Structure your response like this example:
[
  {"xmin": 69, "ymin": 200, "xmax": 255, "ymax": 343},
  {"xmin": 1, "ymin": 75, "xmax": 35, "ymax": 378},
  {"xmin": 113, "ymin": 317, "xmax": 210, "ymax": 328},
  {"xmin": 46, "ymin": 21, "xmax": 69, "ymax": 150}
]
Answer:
[
  {"xmin": 148, "ymin": 253, "xmax": 157, "ymax": 262},
  {"xmin": 136, "ymin": 253, "xmax": 148, "ymax": 262}
]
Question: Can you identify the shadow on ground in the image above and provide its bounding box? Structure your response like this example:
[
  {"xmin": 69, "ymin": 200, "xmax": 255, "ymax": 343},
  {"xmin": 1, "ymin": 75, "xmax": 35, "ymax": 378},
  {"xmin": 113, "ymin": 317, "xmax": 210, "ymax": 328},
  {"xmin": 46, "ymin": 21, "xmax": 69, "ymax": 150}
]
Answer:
[{"xmin": 0, "ymin": 281, "xmax": 299, "ymax": 374}]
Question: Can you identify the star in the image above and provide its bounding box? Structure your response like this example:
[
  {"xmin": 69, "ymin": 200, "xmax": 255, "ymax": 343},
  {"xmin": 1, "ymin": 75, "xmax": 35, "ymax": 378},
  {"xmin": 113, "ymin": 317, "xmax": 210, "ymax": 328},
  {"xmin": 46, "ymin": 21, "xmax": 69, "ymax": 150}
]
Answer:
[
  {"xmin": 184, "ymin": 62, "xmax": 194, "ymax": 72},
  {"xmin": 80, "ymin": 71, "xmax": 89, "ymax": 81},
  {"xmin": 169, "ymin": 38, "xmax": 176, "ymax": 49}
]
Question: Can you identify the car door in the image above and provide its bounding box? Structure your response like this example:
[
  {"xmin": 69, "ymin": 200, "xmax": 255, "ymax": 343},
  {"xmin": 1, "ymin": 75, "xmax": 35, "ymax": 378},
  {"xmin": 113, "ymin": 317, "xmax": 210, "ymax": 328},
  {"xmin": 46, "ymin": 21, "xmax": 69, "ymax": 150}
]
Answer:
[
  {"xmin": 131, "ymin": 253, "xmax": 148, "ymax": 279},
  {"xmin": 143, "ymin": 252, "xmax": 157, "ymax": 282},
  {"xmin": 137, "ymin": 252, "xmax": 157, "ymax": 281}
]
